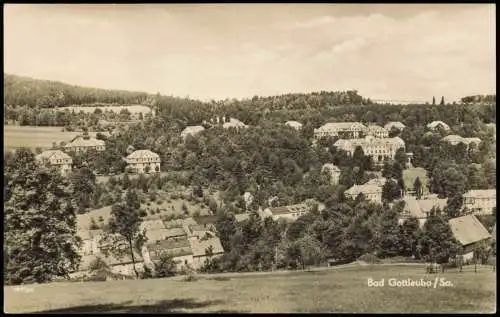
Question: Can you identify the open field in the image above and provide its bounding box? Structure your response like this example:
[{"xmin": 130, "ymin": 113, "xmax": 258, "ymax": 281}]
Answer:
[
  {"xmin": 403, "ymin": 167, "xmax": 429, "ymax": 193},
  {"xmin": 59, "ymin": 104, "xmax": 152, "ymax": 114},
  {"xmin": 4, "ymin": 264, "xmax": 496, "ymax": 313},
  {"xmin": 4, "ymin": 125, "xmax": 102, "ymax": 151}
]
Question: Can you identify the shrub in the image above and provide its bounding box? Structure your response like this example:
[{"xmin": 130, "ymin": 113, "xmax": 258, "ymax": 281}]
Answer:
[
  {"xmin": 89, "ymin": 217, "xmax": 99, "ymax": 230},
  {"xmin": 358, "ymin": 253, "xmax": 381, "ymax": 264},
  {"xmin": 154, "ymin": 253, "xmax": 177, "ymax": 278}
]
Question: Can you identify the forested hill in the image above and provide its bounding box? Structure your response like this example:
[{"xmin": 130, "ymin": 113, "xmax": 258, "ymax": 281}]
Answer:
[{"xmin": 3, "ymin": 73, "xmax": 152, "ymax": 108}]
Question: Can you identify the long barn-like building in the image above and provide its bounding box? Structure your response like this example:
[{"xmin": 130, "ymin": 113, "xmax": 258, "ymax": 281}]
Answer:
[{"xmin": 334, "ymin": 135, "xmax": 405, "ymax": 164}]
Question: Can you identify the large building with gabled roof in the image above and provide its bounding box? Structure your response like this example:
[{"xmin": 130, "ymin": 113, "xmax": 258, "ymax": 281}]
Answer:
[
  {"xmin": 125, "ymin": 149, "xmax": 161, "ymax": 174},
  {"xmin": 35, "ymin": 150, "xmax": 73, "ymax": 175}
]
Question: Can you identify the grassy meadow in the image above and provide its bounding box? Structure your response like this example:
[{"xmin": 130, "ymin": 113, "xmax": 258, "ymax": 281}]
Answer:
[
  {"xmin": 403, "ymin": 167, "xmax": 429, "ymax": 193},
  {"xmin": 4, "ymin": 264, "xmax": 496, "ymax": 313},
  {"xmin": 4, "ymin": 125, "xmax": 103, "ymax": 151}
]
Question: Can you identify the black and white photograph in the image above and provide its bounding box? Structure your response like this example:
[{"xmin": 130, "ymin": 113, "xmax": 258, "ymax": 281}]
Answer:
[{"xmin": 3, "ymin": 3, "xmax": 496, "ymax": 313}]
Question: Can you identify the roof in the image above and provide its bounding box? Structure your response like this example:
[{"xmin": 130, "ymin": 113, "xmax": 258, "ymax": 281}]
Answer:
[
  {"xmin": 36, "ymin": 150, "xmax": 72, "ymax": 162},
  {"xmin": 64, "ymin": 136, "xmax": 105, "ymax": 148},
  {"xmin": 367, "ymin": 124, "xmax": 387, "ymax": 131},
  {"xmin": 285, "ymin": 121, "xmax": 303, "ymax": 128},
  {"xmin": 427, "ymin": 121, "xmax": 450, "ymax": 129},
  {"xmin": 334, "ymin": 136, "xmax": 405, "ymax": 149},
  {"xmin": 181, "ymin": 125, "xmax": 205, "ymax": 137},
  {"xmin": 147, "ymin": 238, "xmax": 193, "ymax": 260},
  {"xmin": 365, "ymin": 177, "xmax": 396, "ymax": 186},
  {"xmin": 222, "ymin": 118, "xmax": 247, "ymax": 129},
  {"xmin": 189, "ymin": 237, "xmax": 225, "ymax": 257},
  {"xmin": 345, "ymin": 184, "xmax": 382, "ymax": 196},
  {"xmin": 193, "ymin": 215, "xmax": 218, "ymax": 226},
  {"xmin": 163, "ymin": 219, "xmax": 186, "ymax": 228},
  {"xmin": 235, "ymin": 213, "xmax": 250, "ymax": 222},
  {"xmin": 463, "ymin": 189, "xmax": 496, "ymax": 199},
  {"xmin": 315, "ymin": 122, "xmax": 366, "ymax": 131},
  {"xmin": 442, "ymin": 135, "xmax": 464, "ymax": 143},
  {"xmin": 384, "ymin": 121, "xmax": 406, "ymax": 130},
  {"xmin": 126, "ymin": 150, "xmax": 160, "ymax": 160},
  {"xmin": 449, "ymin": 215, "xmax": 491, "ymax": 246},
  {"xmin": 268, "ymin": 202, "xmax": 311, "ymax": 216},
  {"xmin": 403, "ymin": 197, "xmax": 448, "ymax": 218},
  {"xmin": 139, "ymin": 219, "xmax": 166, "ymax": 231},
  {"xmin": 144, "ymin": 228, "xmax": 174, "ymax": 243},
  {"xmin": 102, "ymin": 252, "xmax": 144, "ymax": 266},
  {"xmin": 322, "ymin": 163, "xmax": 341, "ymax": 172}
]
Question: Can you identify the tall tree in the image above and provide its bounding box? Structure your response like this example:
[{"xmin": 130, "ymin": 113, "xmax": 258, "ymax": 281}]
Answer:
[
  {"xmin": 444, "ymin": 194, "xmax": 464, "ymax": 219},
  {"xmin": 376, "ymin": 209, "xmax": 400, "ymax": 258},
  {"xmin": 101, "ymin": 189, "xmax": 146, "ymax": 279},
  {"xmin": 440, "ymin": 96, "xmax": 445, "ymax": 106},
  {"xmin": 4, "ymin": 149, "xmax": 81, "ymax": 284},
  {"xmin": 419, "ymin": 214, "xmax": 460, "ymax": 270},
  {"xmin": 71, "ymin": 166, "xmax": 97, "ymax": 213},
  {"xmin": 413, "ymin": 177, "xmax": 423, "ymax": 199},
  {"xmin": 432, "ymin": 96, "xmax": 436, "ymax": 105}
]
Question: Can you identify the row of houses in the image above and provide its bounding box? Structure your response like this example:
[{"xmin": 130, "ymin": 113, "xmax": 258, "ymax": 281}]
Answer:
[
  {"xmin": 310, "ymin": 120, "xmax": 455, "ymax": 140},
  {"xmin": 181, "ymin": 117, "xmax": 248, "ymax": 139},
  {"xmin": 343, "ymin": 176, "xmax": 496, "ymax": 219},
  {"xmin": 36, "ymin": 148, "xmax": 162, "ymax": 176},
  {"xmin": 73, "ymin": 215, "xmax": 230, "ymax": 278}
]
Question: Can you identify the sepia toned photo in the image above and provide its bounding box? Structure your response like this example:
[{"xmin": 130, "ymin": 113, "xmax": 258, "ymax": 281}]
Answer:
[{"xmin": 3, "ymin": 3, "xmax": 496, "ymax": 313}]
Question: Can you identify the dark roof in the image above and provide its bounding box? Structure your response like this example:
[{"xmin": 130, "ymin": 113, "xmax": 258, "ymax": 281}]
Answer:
[
  {"xmin": 193, "ymin": 215, "xmax": 218, "ymax": 226},
  {"xmin": 147, "ymin": 238, "xmax": 193, "ymax": 260}
]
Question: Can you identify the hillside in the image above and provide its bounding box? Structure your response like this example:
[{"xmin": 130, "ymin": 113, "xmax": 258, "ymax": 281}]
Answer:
[{"xmin": 3, "ymin": 73, "xmax": 152, "ymax": 108}]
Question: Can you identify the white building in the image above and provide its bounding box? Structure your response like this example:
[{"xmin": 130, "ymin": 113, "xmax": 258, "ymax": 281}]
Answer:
[
  {"xmin": 398, "ymin": 197, "xmax": 448, "ymax": 227},
  {"xmin": 35, "ymin": 150, "xmax": 73, "ymax": 176},
  {"xmin": 321, "ymin": 163, "xmax": 341, "ymax": 185},
  {"xmin": 384, "ymin": 121, "xmax": 406, "ymax": 131},
  {"xmin": 314, "ymin": 122, "xmax": 366, "ymax": 139},
  {"xmin": 64, "ymin": 136, "xmax": 105, "ymax": 152},
  {"xmin": 222, "ymin": 118, "xmax": 248, "ymax": 130},
  {"xmin": 366, "ymin": 124, "xmax": 389, "ymax": 138},
  {"xmin": 344, "ymin": 184, "xmax": 383, "ymax": 203},
  {"xmin": 334, "ymin": 135, "xmax": 405, "ymax": 164},
  {"xmin": 181, "ymin": 125, "xmax": 205, "ymax": 139},
  {"xmin": 463, "ymin": 189, "xmax": 496, "ymax": 215},
  {"xmin": 285, "ymin": 121, "xmax": 303, "ymax": 130},
  {"xmin": 125, "ymin": 150, "xmax": 161, "ymax": 174},
  {"xmin": 259, "ymin": 199, "xmax": 325, "ymax": 221},
  {"xmin": 426, "ymin": 121, "xmax": 450, "ymax": 131}
]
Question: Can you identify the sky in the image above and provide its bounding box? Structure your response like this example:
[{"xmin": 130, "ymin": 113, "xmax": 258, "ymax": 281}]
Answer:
[{"xmin": 4, "ymin": 4, "xmax": 496, "ymax": 103}]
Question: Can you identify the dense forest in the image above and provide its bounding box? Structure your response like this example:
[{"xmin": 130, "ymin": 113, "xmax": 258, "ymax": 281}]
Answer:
[{"xmin": 4, "ymin": 73, "xmax": 151, "ymax": 107}]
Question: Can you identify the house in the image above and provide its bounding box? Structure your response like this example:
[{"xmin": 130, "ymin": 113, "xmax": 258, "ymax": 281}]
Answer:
[
  {"xmin": 35, "ymin": 150, "xmax": 73, "ymax": 176},
  {"xmin": 72, "ymin": 251, "xmax": 145, "ymax": 277},
  {"xmin": 463, "ymin": 189, "xmax": 496, "ymax": 215},
  {"xmin": 321, "ymin": 163, "xmax": 341, "ymax": 185},
  {"xmin": 259, "ymin": 199, "xmax": 324, "ymax": 221},
  {"xmin": 399, "ymin": 197, "xmax": 448, "ymax": 227},
  {"xmin": 344, "ymin": 184, "xmax": 383, "ymax": 203},
  {"xmin": 285, "ymin": 121, "xmax": 303, "ymax": 130},
  {"xmin": 222, "ymin": 118, "xmax": 248, "ymax": 130},
  {"xmin": 334, "ymin": 135, "xmax": 405, "ymax": 165},
  {"xmin": 181, "ymin": 125, "xmax": 205, "ymax": 139},
  {"xmin": 441, "ymin": 135, "xmax": 482, "ymax": 147},
  {"xmin": 125, "ymin": 150, "xmax": 161, "ymax": 174},
  {"xmin": 449, "ymin": 215, "xmax": 492, "ymax": 261},
  {"xmin": 143, "ymin": 237, "xmax": 194, "ymax": 271},
  {"xmin": 366, "ymin": 124, "xmax": 389, "ymax": 138},
  {"xmin": 314, "ymin": 122, "xmax": 366, "ymax": 139},
  {"xmin": 384, "ymin": 121, "xmax": 406, "ymax": 131},
  {"xmin": 64, "ymin": 135, "xmax": 106, "ymax": 152},
  {"xmin": 426, "ymin": 121, "xmax": 450, "ymax": 131},
  {"xmin": 234, "ymin": 213, "xmax": 251, "ymax": 223},
  {"xmin": 189, "ymin": 237, "xmax": 225, "ymax": 270}
]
